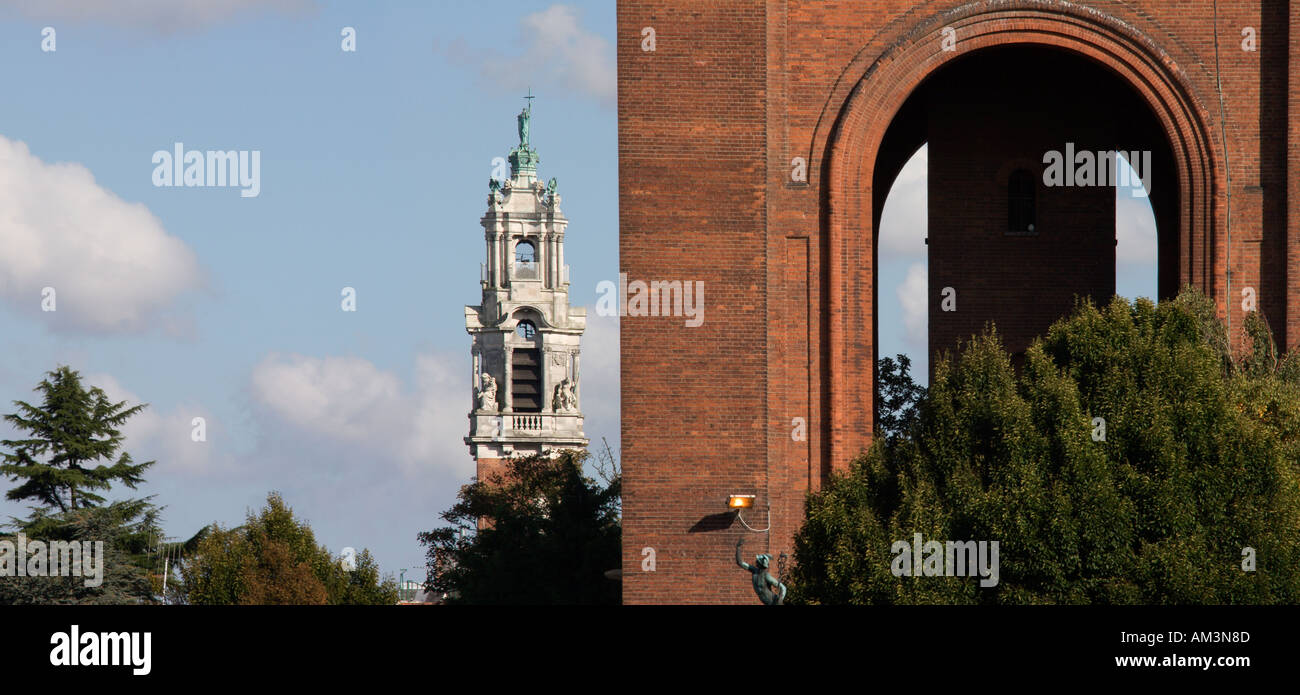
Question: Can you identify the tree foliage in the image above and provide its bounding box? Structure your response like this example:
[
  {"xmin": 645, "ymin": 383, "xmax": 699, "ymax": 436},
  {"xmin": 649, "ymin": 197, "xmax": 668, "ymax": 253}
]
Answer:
[
  {"xmin": 2, "ymin": 366, "xmax": 153, "ymax": 512},
  {"xmin": 791, "ymin": 290, "xmax": 1300, "ymax": 604},
  {"xmin": 0, "ymin": 500, "xmax": 162, "ymax": 605},
  {"xmin": 875, "ymin": 354, "xmax": 926, "ymax": 443},
  {"xmin": 1, "ymin": 367, "xmax": 163, "ymax": 604},
  {"xmin": 179, "ymin": 492, "xmax": 397, "ymax": 605},
  {"xmin": 419, "ymin": 450, "xmax": 621, "ymax": 605}
]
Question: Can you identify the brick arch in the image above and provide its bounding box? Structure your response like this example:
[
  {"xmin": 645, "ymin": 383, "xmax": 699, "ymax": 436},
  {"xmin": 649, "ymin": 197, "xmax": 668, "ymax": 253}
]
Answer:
[{"xmin": 815, "ymin": 0, "xmax": 1224, "ymax": 470}]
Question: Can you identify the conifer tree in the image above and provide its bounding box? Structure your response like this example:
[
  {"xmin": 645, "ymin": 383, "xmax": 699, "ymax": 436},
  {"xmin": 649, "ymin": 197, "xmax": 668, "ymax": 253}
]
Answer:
[
  {"xmin": 1, "ymin": 365, "xmax": 154, "ymax": 513},
  {"xmin": 0, "ymin": 366, "xmax": 165, "ymax": 604}
]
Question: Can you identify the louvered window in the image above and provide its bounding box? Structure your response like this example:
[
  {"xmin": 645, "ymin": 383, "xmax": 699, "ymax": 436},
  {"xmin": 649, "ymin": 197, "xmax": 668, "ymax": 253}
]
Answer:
[{"xmin": 511, "ymin": 349, "xmax": 542, "ymax": 412}]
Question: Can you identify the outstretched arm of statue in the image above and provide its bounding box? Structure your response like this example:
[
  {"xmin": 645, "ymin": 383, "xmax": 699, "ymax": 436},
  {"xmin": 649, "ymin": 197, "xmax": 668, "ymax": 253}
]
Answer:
[{"xmin": 735, "ymin": 538, "xmax": 751, "ymax": 571}]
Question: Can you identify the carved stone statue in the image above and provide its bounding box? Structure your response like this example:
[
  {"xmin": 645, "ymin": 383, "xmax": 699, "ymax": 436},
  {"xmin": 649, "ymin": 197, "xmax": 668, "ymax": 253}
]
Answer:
[
  {"xmin": 552, "ymin": 377, "xmax": 577, "ymax": 413},
  {"xmin": 735, "ymin": 539, "xmax": 786, "ymax": 605},
  {"xmin": 477, "ymin": 372, "xmax": 498, "ymax": 411}
]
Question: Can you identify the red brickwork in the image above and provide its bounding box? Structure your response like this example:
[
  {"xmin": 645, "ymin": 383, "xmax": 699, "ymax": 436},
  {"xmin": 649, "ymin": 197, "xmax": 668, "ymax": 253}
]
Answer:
[
  {"xmin": 927, "ymin": 46, "xmax": 1136, "ymax": 361},
  {"xmin": 618, "ymin": 0, "xmax": 1297, "ymax": 604},
  {"xmin": 476, "ymin": 457, "xmax": 505, "ymax": 485}
]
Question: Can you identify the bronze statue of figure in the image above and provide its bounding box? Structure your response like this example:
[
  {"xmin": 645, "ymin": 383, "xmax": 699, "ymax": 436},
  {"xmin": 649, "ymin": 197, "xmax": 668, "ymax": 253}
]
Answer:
[
  {"xmin": 518, "ymin": 106, "xmax": 531, "ymax": 147},
  {"xmin": 735, "ymin": 538, "xmax": 786, "ymax": 605}
]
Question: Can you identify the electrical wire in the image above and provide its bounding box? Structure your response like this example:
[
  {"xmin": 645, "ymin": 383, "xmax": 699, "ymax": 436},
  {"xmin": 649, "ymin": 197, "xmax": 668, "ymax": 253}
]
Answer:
[{"xmin": 735, "ymin": 508, "xmax": 771, "ymax": 533}]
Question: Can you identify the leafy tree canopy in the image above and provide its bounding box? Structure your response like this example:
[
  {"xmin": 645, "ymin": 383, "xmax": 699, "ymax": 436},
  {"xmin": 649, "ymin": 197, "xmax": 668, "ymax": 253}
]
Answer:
[
  {"xmin": 179, "ymin": 491, "xmax": 397, "ymax": 605},
  {"xmin": 791, "ymin": 290, "xmax": 1300, "ymax": 604},
  {"xmin": 419, "ymin": 450, "xmax": 621, "ymax": 605}
]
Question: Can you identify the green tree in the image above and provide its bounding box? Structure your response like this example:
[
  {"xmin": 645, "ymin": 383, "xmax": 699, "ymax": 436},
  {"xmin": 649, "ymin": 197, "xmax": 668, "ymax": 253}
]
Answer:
[
  {"xmin": 790, "ymin": 290, "xmax": 1300, "ymax": 604},
  {"xmin": 1, "ymin": 367, "xmax": 163, "ymax": 604},
  {"xmin": 0, "ymin": 500, "xmax": 161, "ymax": 605},
  {"xmin": 875, "ymin": 354, "xmax": 927, "ymax": 443},
  {"xmin": 322, "ymin": 548, "xmax": 393, "ymax": 605},
  {"xmin": 2, "ymin": 366, "xmax": 153, "ymax": 512},
  {"xmin": 179, "ymin": 491, "xmax": 397, "ymax": 605},
  {"xmin": 419, "ymin": 450, "xmax": 621, "ymax": 605}
]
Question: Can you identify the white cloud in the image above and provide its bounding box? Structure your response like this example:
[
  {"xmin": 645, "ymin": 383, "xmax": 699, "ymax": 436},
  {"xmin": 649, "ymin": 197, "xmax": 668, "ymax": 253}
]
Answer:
[
  {"xmin": 0, "ymin": 0, "xmax": 316, "ymax": 33},
  {"xmin": 250, "ymin": 352, "xmax": 472, "ymax": 478},
  {"xmin": 0, "ymin": 135, "xmax": 203, "ymax": 334},
  {"xmin": 87, "ymin": 373, "xmax": 217, "ymax": 473},
  {"xmin": 441, "ymin": 4, "xmax": 615, "ymax": 108},
  {"xmin": 1113, "ymin": 154, "xmax": 1159, "ymax": 301},
  {"xmin": 401, "ymin": 352, "xmax": 478, "ymax": 473},
  {"xmin": 249, "ymin": 306, "xmax": 620, "ymax": 479},
  {"xmin": 251, "ymin": 355, "xmax": 406, "ymax": 444},
  {"xmin": 1116, "ymin": 190, "xmax": 1158, "ymax": 265},
  {"xmin": 897, "ymin": 263, "xmax": 928, "ymax": 351},
  {"xmin": 577, "ymin": 310, "xmax": 619, "ymax": 456},
  {"xmin": 878, "ymin": 144, "xmax": 928, "ymax": 261}
]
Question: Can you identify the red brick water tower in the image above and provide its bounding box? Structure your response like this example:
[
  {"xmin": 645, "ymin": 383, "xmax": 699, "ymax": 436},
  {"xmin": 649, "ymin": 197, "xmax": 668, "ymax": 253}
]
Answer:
[{"xmin": 617, "ymin": 0, "xmax": 1300, "ymax": 603}]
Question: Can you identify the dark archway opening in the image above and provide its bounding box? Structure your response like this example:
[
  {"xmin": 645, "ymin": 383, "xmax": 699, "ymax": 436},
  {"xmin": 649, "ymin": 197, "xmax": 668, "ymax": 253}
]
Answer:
[{"xmin": 870, "ymin": 44, "xmax": 1179, "ymax": 418}]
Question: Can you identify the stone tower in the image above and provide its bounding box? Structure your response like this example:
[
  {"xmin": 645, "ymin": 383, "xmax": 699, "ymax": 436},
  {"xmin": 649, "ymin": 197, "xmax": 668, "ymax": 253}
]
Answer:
[
  {"xmin": 617, "ymin": 0, "xmax": 1300, "ymax": 603},
  {"xmin": 465, "ymin": 101, "xmax": 588, "ymax": 482}
]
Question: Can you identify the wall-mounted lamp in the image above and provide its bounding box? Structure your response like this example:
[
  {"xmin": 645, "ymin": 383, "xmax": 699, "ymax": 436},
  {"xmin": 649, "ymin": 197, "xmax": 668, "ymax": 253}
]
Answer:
[
  {"xmin": 727, "ymin": 494, "xmax": 769, "ymax": 532},
  {"xmin": 727, "ymin": 494, "xmax": 755, "ymax": 510}
]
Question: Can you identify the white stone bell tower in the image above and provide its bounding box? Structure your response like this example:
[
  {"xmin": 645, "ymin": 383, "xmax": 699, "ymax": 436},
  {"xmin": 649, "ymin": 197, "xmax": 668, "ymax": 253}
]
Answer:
[{"xmin": 465, "ymin": 99, "xmax": 588, "ymax": 482}]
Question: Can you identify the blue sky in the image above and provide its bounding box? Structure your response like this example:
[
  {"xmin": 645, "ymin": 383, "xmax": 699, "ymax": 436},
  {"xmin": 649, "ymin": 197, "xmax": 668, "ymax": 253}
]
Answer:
[
  {"xmin": 0, "ymin": 0, "xmax": 1157, "ymax": 586},
  {"xmin": 0, "ymin": 0, "xmax": 618, "ymax": 581}
]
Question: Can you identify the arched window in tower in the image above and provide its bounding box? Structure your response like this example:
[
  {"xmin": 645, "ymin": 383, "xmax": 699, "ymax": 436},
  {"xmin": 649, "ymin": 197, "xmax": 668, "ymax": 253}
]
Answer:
[
  {"xmin": 510, "ymin": 311, "xmax": 543, "ymax": 412},
  {"xmin": 515, "ymin": 240, "xmax": 538, "ymax": 279},
  {"xmin": 1008, "ymin": 169, "xmax": 1036, "ymax": 234}
]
